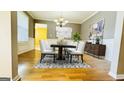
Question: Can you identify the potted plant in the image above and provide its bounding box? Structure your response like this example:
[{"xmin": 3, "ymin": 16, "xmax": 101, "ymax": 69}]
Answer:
[
  {"xmin": 72, "ymin": 32, "xmax": 81, "ymax": 50},
  {"xmin": 95, "ymin": 36, "xmax": 102, "ymax": 44}
]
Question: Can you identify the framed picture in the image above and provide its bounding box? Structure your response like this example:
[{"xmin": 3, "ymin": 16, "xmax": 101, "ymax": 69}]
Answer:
[
  {"xmin": 92, "ymin": 19, "xmax": 104, "ymax": 33},
  {"xmin": 89, "ymin": 18, "xmax": 105, "ymax": 44},
  {"xmin": 56, "ymin": 27, "xmax": 72, "ymax": 39}
]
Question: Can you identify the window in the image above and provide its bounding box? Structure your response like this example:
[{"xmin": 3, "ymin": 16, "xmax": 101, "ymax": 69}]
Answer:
[{"xmin": 17, "ymin": 12, "xmax": 29, "ymax": 42}]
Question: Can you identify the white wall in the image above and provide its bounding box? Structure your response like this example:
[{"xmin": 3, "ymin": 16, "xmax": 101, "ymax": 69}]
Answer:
[
  {"xmin": 109, "ymin": 12, "xmax": 124, "ymax": 79},
  {"xmin": 18, "ymin": 38, "xmax": 34, "ymax": 55},
  {"xmin": 0, "ymin": 12, "xmax": 12, "ymax": 78},
  {"xmin": 103, "ymin": 39, "xmax": 114, "ymax": 62}
]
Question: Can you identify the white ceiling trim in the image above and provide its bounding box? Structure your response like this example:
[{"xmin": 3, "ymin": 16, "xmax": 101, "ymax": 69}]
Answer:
[
  {"xmin": 81, "ymin": 11, "xmax": 99, "ymax": 24},
  {"xmin": 34, "ymin": 18, "xmax": 81, "ymax": 24}
]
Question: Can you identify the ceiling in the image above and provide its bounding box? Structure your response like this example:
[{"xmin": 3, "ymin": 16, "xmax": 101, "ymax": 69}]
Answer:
[{"xmin": 27, "ymin": 11, "xmax": 97, "ymax": 24}]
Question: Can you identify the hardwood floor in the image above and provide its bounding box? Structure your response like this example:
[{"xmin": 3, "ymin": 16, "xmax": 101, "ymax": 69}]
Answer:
[{"xmin": 18, "ymin": 50, "xmax": 114, "ymax": 81}]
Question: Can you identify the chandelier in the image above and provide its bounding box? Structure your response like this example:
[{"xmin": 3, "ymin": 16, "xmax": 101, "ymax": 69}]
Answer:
[{"xmin": 54, "ymin": 17, "xmax": 68, "ymax": 27}]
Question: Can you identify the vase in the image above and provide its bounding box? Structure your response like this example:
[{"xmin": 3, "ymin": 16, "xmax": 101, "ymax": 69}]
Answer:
[{"xmin": 96, "ymin": 40, "xmax": 100, "ymax": 44}]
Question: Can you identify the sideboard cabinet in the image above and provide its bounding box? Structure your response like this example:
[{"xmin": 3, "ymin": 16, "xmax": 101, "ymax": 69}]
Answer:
[{"xmin": 84, "ymin": 42, "xmax": 106, "ymax": 57}]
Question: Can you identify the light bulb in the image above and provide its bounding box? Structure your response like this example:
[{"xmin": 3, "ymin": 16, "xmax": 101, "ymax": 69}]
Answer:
[
  {"xmin": 60, "ymin": 17, "xmax": 64, "ymax": 21},
  {"xmin": 54, "ymin": 19, "xmax": 58, "ymax": 22},
  {"xmin": 65, "ymin": 20, "xmax": 68, "ymax": 23},
  {"xmin": 57, "ymin": 22, "xmax": 60, "ymax": 25}
]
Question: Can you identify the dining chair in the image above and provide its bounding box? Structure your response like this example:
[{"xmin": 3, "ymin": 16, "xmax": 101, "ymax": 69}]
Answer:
[
  {"xmin": 39, "ymin": 40, "xmax": 57, "ymax": 63},
  {"xmin": 67, "ymin": 41, "xmax": 85, "ymax": 63},
  {"xmin": 64, "ymin": 40, "xmax": 76, "ymax": 55}
]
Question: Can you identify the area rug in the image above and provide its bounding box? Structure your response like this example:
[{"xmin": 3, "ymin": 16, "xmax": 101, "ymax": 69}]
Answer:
[{"xmin": 34, "ymin": 55, "xmax": 91, "ymax": 68}]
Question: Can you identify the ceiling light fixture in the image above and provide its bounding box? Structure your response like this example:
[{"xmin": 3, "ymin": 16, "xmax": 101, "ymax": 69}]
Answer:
[{"xmin": 54, "ymin": 17, "xmax": 68, "ymax": 27}]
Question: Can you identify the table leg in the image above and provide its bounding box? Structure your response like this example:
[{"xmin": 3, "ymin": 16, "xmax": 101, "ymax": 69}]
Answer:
[{"xmin": 58, "ymin": 46, "xmax": 63, "ymax": 60}]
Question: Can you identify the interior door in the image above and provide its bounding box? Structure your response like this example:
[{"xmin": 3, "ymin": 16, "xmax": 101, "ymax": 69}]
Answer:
[{"xmin": 35, "ymin": 23, "xmax": 47, "ymax": 50}]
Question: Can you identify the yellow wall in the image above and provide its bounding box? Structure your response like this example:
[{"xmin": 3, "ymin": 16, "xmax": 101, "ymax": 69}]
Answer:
[{"xmin": 35, "ymin": 27, "xmax": 47, "ymax": 50}]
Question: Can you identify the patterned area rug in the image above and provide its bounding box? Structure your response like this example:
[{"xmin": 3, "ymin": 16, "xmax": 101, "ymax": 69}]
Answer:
[{"xmin": 34, "ymin": 55, "xmax": 91, "ymax": 68}]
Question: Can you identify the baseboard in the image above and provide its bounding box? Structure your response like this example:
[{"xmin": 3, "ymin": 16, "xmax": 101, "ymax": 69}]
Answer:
[
  {"xmin": 108, "ymin": 72, "xmax": 117, "ymax": 79},
  {"xmin": 13, "ymin": 75, "xmax": 21, "ymax": 81},
  {"xmin": 0, "ymin": 77, "xmax": 10, "ymax": 81},
  {"xmin": 116, "ymin": 74, "xmax": 124, "ymax": 79},
  {"xmin": 108, "ymin": 72, "xmax": 124, "ymax": 79}
]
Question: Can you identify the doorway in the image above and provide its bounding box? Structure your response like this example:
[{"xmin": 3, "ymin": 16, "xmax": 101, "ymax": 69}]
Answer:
[{"xmin": 35, "ymin": 23, "xmax": 48, "ymax": 50}]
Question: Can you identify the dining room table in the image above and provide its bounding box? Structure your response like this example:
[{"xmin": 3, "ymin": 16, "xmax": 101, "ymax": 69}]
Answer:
[{"xmin": 51, "ymin": 44, "xmax": 76, "ymax": 60}]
